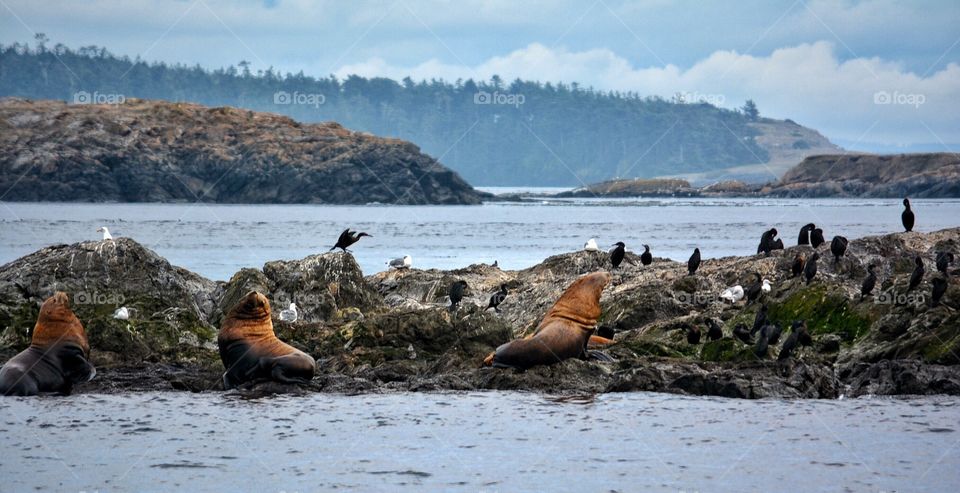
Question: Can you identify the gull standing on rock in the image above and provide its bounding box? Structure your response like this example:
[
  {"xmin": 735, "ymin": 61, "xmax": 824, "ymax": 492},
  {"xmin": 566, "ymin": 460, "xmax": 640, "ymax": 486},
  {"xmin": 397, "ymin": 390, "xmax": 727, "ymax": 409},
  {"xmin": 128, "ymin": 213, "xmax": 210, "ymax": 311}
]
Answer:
[
  {"xmin": 113, "ymin": 307, "xmax": 130, "ymax": 320},
  {"xmin": 97, "ymin": 227, "xmax": 113, "ymax": 240},
  {"xmin": 720, "ymin": 285, "xmax": 744, "ymax": 304},
  {"xmin": 388, "ymin": 255, "xmax": 412, "ymax": 270},
  {"xmin": 279, "ymin": 303, "xmax": 298, "ymax": 322},
  {"xmin": 583, "ymin": 238, "xmax": 600, "ymax": 252}
]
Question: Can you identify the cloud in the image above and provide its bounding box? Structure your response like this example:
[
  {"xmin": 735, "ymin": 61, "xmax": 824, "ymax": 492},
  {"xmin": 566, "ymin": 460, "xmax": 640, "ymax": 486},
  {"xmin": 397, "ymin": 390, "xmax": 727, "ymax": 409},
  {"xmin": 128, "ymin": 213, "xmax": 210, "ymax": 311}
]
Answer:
[{"xmin": 335, "ymin": 41, "xmax": 960, "ymax": 146}]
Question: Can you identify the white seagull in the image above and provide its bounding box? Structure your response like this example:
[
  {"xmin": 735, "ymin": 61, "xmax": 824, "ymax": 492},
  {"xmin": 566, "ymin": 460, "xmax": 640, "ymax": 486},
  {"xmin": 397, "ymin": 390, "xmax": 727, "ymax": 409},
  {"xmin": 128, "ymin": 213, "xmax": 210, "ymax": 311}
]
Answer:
[
  {"xmin": 720, "ymin": 285, "xmax": 745, "ymax": 304},
  {"xmin": 762, "ymin": 279, "xmax": 772, "ymax": 293},
  {"xmin": 388, "ymin": 255, "xmax": 413, "ymax": 270},
  {"xmin": 279, "ymin": 303, "xmax": 298, "ymax": 322},
  {"xmin": 583, "ymin": 238, "xmax": 600, "ymax": 252},
  {"xmin": 97, "ymin": 226, "xmax": 113, "ymax": 241},
  {"xmin": 113, "ymin": 307, "xmax": 130, "ymax": 320}
]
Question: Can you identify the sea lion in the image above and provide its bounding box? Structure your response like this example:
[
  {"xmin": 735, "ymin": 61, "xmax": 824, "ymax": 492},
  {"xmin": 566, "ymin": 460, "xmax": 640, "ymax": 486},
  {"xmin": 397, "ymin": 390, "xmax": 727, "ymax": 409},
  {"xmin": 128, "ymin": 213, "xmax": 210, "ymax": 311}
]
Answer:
[
  {"xmin": 0, "ymin": 292, "xmax": 96, "ymax": 396},
  {"xmin": 483, "ymin": 272, "xmax": 611, "ymax": 370},
  {"xmin": 218, "ymin": 291, "xmax": 316, "ymax": 389}
]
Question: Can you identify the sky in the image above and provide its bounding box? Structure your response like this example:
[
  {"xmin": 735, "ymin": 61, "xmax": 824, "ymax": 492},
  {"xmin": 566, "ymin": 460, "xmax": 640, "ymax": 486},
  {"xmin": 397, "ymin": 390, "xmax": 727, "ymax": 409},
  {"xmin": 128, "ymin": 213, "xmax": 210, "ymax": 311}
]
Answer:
[{"xmin": 1, "ymin": 0, "xmax": 958, "ymax": 150}]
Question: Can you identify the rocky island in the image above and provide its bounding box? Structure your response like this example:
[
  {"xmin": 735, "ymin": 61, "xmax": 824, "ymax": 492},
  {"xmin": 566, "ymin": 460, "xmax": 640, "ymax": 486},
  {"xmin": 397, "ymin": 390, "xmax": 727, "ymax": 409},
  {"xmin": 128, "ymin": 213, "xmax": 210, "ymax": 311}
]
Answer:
[
  {"xmin": 0, "ymin": 98, "xmax": 488, "ymax": 204},
  {"xmin": 554, "ymin": 153, "xmax": 960, "ymax": 199},
  {"xmin": 1, "ymin": 228, "xmax": 957, "ymax": 398}
]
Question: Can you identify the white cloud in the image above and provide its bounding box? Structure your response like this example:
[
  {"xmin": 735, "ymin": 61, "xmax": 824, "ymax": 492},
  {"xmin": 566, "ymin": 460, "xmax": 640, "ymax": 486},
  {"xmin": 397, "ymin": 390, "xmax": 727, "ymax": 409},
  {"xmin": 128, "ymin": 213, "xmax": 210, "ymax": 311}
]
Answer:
[{"xmin": 335, "ymin": 41, "xmax": 960, "ymax": 146}]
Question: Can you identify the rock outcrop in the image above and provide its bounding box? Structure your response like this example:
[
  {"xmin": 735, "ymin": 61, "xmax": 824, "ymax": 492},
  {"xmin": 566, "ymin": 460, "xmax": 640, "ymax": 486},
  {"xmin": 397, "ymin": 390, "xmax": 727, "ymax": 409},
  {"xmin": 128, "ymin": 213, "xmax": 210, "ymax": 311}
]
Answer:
[
  {"xmin": 763, "ymin": 153, "xmax": 960, "ymax": 198},
  {"xmin": 549, "ymin": 153, "xmax": 960, "ymax": 199},
  {"xmin": 1, "ymin": 229, "xmax": 958, "ymax": 398},
  {"xmin": 0, "ymin": 98, "xmax": 489, "ymax": 204}
]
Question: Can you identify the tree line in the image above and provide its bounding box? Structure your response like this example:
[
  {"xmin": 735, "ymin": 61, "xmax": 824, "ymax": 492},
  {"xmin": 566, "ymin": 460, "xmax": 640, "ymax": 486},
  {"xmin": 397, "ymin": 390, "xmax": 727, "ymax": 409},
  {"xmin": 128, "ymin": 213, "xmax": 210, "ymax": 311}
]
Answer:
[{"xmin": 0, "ymin": 38, "xmax": 769, "ymax": 186}]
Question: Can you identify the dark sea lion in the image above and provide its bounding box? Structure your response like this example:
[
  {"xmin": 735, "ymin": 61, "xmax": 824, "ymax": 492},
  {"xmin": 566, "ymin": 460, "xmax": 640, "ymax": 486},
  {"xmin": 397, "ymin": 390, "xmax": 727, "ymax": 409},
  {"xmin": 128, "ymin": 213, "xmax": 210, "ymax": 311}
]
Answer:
[
  {"xmin": 483, "ymin": 272, "xmax": 611, "ymax": 370},
  {"xmin": 0, "ymin": 292, "xmax": 96, "ymax": 396},
  {"xmin": 218, "ymin": 291, "xmax": 316, "ymax": 389}
]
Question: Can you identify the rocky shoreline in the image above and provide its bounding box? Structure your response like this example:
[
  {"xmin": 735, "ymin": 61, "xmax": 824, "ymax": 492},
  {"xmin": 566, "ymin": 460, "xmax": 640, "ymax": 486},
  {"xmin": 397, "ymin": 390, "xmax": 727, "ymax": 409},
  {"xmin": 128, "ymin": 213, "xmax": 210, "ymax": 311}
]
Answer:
[
  {"xmin": 550, "ymin": 153, "xmax": 960, "ymax": 199},
  {"xmin": 1, "ymin": 228, "xmax": 958, "ymax": 398}
]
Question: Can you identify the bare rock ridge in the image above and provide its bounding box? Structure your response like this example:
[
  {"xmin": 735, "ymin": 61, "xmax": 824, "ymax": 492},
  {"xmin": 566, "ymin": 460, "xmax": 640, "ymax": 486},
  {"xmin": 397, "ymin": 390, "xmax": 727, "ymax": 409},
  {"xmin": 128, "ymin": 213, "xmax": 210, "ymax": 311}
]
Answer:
[
  {"xmin": 1, "ymin": 228, "xmax": 958, "ymax": 397},
  {"xmin": 0, "ymin": 98, "xmax": 488, "ymax": 204}
]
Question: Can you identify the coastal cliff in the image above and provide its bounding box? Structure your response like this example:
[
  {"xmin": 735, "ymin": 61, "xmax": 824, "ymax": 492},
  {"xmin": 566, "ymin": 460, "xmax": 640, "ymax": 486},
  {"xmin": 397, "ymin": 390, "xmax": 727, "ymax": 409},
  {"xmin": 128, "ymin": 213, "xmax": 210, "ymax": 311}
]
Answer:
[
  {"xmin": 0, "ymin": 229, "xmax": 958, "ymax": 397},
  {"xmin": 0, "ymin": 98, "xmax": 488, "ymax": 204}
]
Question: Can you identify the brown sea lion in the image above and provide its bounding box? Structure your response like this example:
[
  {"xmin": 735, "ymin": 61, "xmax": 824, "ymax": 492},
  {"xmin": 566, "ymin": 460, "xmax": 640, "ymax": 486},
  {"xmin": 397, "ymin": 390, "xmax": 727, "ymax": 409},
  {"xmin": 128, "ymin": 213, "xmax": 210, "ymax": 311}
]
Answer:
[
  {"xmin": 483, "ymin": 271, "xmax": 612, "ymax": 370},
  {"xmin": 218, "ymin": 291, "xmax": 316, "ymax": 389},
  {"xmin": 0, "ymin": 292, "xmax": 96, "ymax": 396}
]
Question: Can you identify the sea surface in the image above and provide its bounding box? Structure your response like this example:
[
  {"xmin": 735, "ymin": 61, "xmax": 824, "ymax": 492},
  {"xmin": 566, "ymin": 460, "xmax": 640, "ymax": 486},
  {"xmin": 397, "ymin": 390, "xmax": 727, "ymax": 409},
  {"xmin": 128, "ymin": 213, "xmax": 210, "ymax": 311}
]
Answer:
[
  {"xmin": 2, "ymin": 194, "xmax": 959, "ymax": 281},
  {"xmin": 0, "ymin": 391, "xmax": 957, "ymax": 492}
]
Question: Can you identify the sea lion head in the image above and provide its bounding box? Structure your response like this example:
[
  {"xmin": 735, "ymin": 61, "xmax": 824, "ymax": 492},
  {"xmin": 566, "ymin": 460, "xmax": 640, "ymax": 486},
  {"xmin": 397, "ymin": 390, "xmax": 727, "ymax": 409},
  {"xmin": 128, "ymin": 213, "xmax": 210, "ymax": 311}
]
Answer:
[
  {"xmin": 543, "ymin": 271, "xmax": 611, "ymax": 328},
  {"xmin": 31, "ymin": 291, "xmax": 89, "ymax": 353},
  {"xmin": 229, "ymin": 291, "xmax": 272, "ymax": 321}
]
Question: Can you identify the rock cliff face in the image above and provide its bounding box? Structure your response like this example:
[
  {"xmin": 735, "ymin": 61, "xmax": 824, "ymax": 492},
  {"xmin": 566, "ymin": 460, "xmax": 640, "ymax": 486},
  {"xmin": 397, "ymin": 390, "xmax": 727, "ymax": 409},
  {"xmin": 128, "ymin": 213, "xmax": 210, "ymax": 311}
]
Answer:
[
  {"xmin": 0, "ymin": 229, "xmax": 958, "ymax": 398},
  {"xmin": 0, "ymin": 98, "xmax": 488, "ymax": 204},
  {"xmin": 763, "ymin": 153, "xmax": 960, "ymax": 198}
]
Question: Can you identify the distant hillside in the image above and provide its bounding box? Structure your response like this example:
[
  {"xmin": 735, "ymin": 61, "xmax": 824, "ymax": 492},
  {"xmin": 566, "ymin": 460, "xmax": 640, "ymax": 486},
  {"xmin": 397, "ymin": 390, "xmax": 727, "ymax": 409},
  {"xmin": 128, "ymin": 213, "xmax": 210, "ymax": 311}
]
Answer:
[
  {"xmin": 0, "ymin": 41, "xmax": 837, "ymax": 187},
  {"xmin": 762, "ymin": 153, "xmax": 960, "ymax": 197},
  {"xmin": 0, "ymin": 98, "xmax": 487, "ymax": 204}
]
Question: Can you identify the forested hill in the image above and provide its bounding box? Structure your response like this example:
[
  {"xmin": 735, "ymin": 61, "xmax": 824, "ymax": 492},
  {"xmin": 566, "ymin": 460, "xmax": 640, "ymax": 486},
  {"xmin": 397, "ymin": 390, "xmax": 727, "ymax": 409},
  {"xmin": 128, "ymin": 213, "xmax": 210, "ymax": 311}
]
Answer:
[{"xmin": 0, "ymin": 42, "xmax": 832, "ymax": 186}]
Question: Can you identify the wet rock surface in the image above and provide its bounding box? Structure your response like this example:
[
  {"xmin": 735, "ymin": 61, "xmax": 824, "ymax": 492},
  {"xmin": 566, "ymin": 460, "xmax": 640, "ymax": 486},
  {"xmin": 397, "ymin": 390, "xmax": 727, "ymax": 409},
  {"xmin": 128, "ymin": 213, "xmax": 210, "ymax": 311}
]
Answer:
[{"xmin": 1, "ymin": 228, "xmax": 958, "ymax": 398}]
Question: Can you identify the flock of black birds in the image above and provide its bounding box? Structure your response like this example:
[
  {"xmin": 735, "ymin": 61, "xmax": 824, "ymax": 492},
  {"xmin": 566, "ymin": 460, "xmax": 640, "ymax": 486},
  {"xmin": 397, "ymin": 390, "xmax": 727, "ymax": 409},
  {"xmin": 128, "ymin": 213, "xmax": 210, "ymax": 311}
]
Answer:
[{"xmin": 327, "ymin": 198, "xmax": 951, "ymax": 361}]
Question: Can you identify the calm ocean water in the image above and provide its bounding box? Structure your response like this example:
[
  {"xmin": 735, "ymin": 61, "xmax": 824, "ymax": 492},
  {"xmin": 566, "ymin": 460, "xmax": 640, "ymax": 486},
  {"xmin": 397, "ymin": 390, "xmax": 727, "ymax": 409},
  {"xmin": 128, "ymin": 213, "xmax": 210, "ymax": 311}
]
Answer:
[
  {"xmin": 2, "ymin": 194, "xmax": 959, "ymax": 280},
  {"xmin": 0, "ymin": 391, "xmax": 957, "ymax": 492}
]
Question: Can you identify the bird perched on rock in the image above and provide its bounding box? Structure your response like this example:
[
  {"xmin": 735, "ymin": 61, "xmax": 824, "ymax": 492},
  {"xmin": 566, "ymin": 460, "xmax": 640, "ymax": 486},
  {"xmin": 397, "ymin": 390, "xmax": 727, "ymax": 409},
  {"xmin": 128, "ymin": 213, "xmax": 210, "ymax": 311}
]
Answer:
[
  {"xmin": 388, "ymin": 255, "xmax": 412, "ymax": 270},
  {"xmin": 486, "ymin": 284, "xmax": 508, "ymax": 312},
  {"xmin": 584, "ymin": 238, "xmax": 600, "ymax": 252},
  {"xmin": 797, "ymin": 223, "xmax": 816, "ymax": 246},
  {"xmin": 791, "ymin": 253, "xmax": 805, "ymax": 278},
  {"xmin": 754, "ymin": 325, "xmax": 770, "ymax": 358},
  {"xmin": 766, "ymin": 323, "xmax": 784, "ymax": 345},
  {"xmin": 113, "ymin": 306, "xmax": 130, "ymax": 320},
  {"xmin": 449, "ymin": 280, "xmax": 468, "ymax": 310},
  {"xmin": 751, "ymin": 304, "xmax": 768, "ymax": 337},
  {"xmin": 762, "ymin": 279, "xmax": 772, "ymax": 293},
  {"xmin": 688, "ymin": 248, "xmax": 701, "ymax": 275},
  {"xmin": 706, "ymin": 319, "xmax": 723, "ymax": 341},
  {"xmin": 811, "ymin": 228, "xmax": 826, "ymax": 248},
  {"xmin": 279, "ymin": 303, "xmax": 298, "ymax": 322},
  {"xmin": 610, "ymin": 242, "xmax": 627, "ymax": 268},
  {"xmin": 330, "ymin": 229, "xmax": 371, "ymax": 252},
  {"xmin": 797, "ymin": 322, "xmax": 813, "ymax": 347},
  {"xmin": 861, "ymin": 264, "xmax": 878, "ymax": 300},
  {"xmin": 931, "ymin": 276, "xmax": 948, "ymax": 307},
  {"xmin": 778, "ymin": 321, "xmax": 805, "ymax": 361},
  {"xmin": 97, "ymin": 226, "xmax": 113, "ymax": 241},
  {"xmin": 908, "ymin": 256, "xmax": 924, "ymax": 292},
  {"xmin": 901, "ymin": 198, "xmax": 915, "ymax": 232},
  {"xmin": 720, "ymin": 285, "xmax": 744, "ymax": 304},
  {"xmin": 686, "ymin": 324, "xmax": 701, "ymax": 344},
  {"xmin": 804, "ymin": 252, "xmax": 820, "ymax": 285},
  {"xmin": 745, "ymin": 273, "xmax": 763, "ymax": 304},
  {"xmin": 640, "ymin": 245, "xmax": 653, "ymax": 266},
  {"xmin": 733, "ymin": 323, "xmax": 753, "ymax": 344},
  {"xmin": 771, "ymin": 238, "xmax": 784, "ymax": 251},
  {"xmin": 936, "ymin": 252, "xmax": 954, "ymax": 275},
  {"xmin": 830, "ymin": 236, "xmax": 848, "ymax": 264},
  {"xmin": 757, "ymin": 228, "xmax": 779, "ymax": 256}
]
